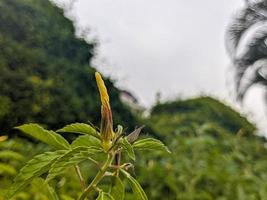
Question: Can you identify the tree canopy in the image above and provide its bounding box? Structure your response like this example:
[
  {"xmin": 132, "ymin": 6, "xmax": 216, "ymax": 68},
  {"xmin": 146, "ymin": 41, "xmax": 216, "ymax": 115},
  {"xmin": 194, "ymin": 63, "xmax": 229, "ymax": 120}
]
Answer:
[{"xmin": 0, "ymin": 0, "xmax": 137, "ymax": 133}]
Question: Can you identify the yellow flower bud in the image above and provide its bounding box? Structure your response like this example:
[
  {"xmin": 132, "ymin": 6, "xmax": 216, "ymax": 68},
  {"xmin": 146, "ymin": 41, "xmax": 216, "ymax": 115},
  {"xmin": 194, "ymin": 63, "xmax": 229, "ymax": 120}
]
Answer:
[
  {"xmin": 95, "ymin": 72, "xmax": 114, "ymax": 151},
  {"xmin": 95, "ymin": 72, "xmax": 109, "ymax": 103}
]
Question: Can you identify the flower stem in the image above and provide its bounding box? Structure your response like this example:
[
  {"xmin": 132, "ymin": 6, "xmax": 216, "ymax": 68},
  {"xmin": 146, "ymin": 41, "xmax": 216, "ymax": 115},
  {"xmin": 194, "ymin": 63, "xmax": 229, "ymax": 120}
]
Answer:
[{"xmin": 79, "ymin": 154, "xmax": 114, "ymax": 200}]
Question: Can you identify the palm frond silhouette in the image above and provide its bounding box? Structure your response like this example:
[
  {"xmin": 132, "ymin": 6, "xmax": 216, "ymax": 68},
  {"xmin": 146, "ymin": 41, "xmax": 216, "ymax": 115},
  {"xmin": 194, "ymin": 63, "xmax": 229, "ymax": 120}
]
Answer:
[{"xmin": 226, "ymin": 0, "xmax": 267, "ymax": 101}]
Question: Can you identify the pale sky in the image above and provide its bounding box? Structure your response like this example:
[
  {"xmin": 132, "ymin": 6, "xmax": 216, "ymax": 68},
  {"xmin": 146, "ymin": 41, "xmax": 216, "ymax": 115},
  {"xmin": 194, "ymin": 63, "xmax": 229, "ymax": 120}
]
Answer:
[{"xmin": 52, "ymin": 0, "xmax": 267, "ymax": 134}]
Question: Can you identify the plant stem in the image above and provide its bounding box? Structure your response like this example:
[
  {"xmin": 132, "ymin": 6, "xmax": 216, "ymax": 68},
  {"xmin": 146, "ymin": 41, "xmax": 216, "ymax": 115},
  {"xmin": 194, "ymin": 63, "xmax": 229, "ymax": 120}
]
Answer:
[
  {"xmin": 75, "ymin": 165, "xmax": 86, "ymax": 189},
  {"xmin": 79, "ymin": 154, "xmax": 114, "ymax": 200},
  {"xmin": 114, "ymin": 151, "xmax": 121, "ymax": 176}
]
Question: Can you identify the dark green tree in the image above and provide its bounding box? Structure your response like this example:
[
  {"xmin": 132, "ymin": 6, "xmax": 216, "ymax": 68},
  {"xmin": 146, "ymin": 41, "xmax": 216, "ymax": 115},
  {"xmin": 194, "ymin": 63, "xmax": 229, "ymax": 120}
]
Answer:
[{"xmin": 0, "ymin": 0, "xmax": 137, "ymax": 132}]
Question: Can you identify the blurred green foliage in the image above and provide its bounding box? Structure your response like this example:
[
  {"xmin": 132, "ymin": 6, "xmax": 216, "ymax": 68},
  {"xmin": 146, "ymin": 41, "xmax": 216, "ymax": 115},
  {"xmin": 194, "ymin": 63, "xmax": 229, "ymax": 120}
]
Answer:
[
  {"xmin": 134, "ymin": 97, "xmax": 266, "ymax": 199},
  {"xmin": 0, "ymin": 0, "xmax": 137, "ymax": 132},
  {"xmin": 136, "ymin": 131, "xmax": 267, "ymax": 200},
  {"xmin": 151, "ymin": 96, "xmax": 255, "ymax": 136}
]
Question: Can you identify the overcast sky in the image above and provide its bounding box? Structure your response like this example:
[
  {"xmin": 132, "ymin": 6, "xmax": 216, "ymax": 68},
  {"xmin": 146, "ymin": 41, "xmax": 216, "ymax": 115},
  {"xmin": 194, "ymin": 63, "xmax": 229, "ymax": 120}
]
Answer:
[{"xmin": 52, "ymin": 0, "xmax": 267, "ymax": 132}]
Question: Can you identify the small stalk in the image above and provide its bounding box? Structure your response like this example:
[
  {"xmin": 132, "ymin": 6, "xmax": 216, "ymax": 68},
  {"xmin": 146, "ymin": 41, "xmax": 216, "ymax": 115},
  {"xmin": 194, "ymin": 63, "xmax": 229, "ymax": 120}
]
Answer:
[
  {"xmin": 75, "ymin": 165, "xmax": 86, "ymax": 189},
  {"xmin": 79, "ymin": 154, "xmax": 114, "ymax": 200},
  {"xmin": 114, "ymin": 151, "xmax": 121, "ymax": 176}
]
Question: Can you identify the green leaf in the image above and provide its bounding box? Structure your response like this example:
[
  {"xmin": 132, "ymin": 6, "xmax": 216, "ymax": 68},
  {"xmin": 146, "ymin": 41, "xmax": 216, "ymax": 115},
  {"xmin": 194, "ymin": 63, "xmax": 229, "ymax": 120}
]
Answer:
[
  {"xmin": 121, "ymin": 170, "xmax": 148, "ymax": 200},
  {"xmin": 121, "ymin": 138, "xmax": 135, "ymax": 161},
  {"xmin": 71, "ymin": 135, "xmax": 101, "ymax": 149},
  {"xmin": 16, "ymin": 124, "xmax": 70, "ymax": 150},
  {"xmin": 133, "ymin": 138, "xmax": 171, "ymax": 153},
  {"xmin": 110, "ymin": 176, "xmax": 125, "ymax": 200},
  {"xmin": 46, "ymin": 147, "xmax": 102, "ymax": 182},
  {"xmin": 46, "ymin": 182, "xmax": 59, "ymax": 200},
  {"xmin": 0, "ymin": 150, "xmax": 24, "ymax": 161},
  {"xmin": 60, "ymin": 195, "xmax": 75, "ymax": 200},
  {"xmin": 57, "ymin": 123, "xmax": 100, "ymax": 139},
  {"xmin": 31, "ymin": 178, "xmax": 59, "ymax": 200},
  {"xmin": 96, "ymin": 191, "xmax": 114, "ymax": 200},
  {"xmin": 0, "ymin": 163, "xmax": 16, "ymax": 175},
  {"xmin": 6, "ymin": 150, "xmax": 66, "ymax": 199}
]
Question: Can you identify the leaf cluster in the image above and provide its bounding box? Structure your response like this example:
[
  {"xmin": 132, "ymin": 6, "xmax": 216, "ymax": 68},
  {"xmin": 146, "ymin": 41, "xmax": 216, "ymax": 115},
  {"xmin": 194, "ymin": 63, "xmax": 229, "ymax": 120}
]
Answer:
[{"xmin": 6, "ymin": 123, "xmax": 170, "ymax": 199}]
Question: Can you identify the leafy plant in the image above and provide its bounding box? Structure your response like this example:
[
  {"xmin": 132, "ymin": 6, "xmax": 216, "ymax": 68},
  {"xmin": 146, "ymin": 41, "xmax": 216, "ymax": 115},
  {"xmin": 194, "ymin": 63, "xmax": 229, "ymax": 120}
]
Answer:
[
  {"xmin": 0, "ymin": 136, "xmax": 23, "ymax": 177},
  {"xmin": 135, "ymin": 97, "xmax": 267, "ymax": 199},
  {"xmin": 6, "ymin": 72, "xmax": 170, "ymax": 200}
]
